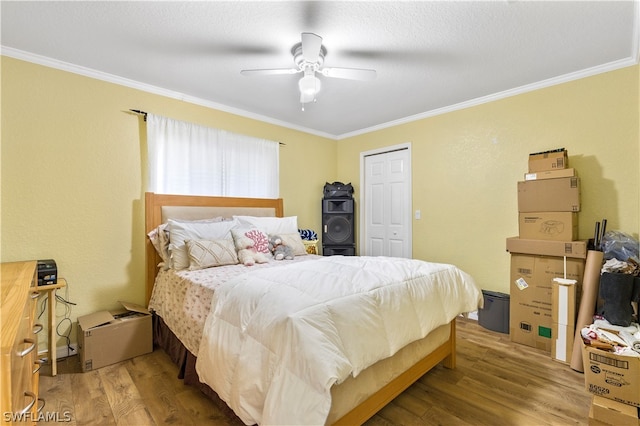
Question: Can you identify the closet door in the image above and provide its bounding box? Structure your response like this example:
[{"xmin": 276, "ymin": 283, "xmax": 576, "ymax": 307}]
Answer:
[{"xmin": 362, "ymin": 145, "xmax": 411, "ymax": 258}]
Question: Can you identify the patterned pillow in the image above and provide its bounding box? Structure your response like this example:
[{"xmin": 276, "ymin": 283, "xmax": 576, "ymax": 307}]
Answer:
[
  {"xmin": 147, "ymin": 223, "xmax": 170, "ymax": 264},
  {"xmin": 278, "ymin": 233, "xmax": 307, "ymax": 256},
  {"xmin": 231, "ymin": 228, "xmax": 271, "ymax": 254},
  {"xmin": 168, "ymin": 218, "xmax": 238, "ymax": 270},
  {"xmin": 186, "ymin": 239, "xmax": 238, "ymax": 270}
]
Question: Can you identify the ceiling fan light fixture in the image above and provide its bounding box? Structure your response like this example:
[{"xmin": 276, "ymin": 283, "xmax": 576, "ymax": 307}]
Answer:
[{"xmin": 298, "ymin": 74, "xmax": 321, "ymax": 99}]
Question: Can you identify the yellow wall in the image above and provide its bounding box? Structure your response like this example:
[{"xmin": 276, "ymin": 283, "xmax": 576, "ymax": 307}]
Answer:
[
  {"xmin": 1, "ymin": 57, "xmax": 336, "ymax": 350},
  {"xmin": 337, "ymin": 65, "xmax": 639, "ymax": 294},
  {"xmin": 2, "ymin": 55, "xmax": 638, "ymax": 351}
]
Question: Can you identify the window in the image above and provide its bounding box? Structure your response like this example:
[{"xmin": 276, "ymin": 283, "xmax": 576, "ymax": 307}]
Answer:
[{"xmin": 147, "ymin": 114, "xmax": 279, "ymax": 198}]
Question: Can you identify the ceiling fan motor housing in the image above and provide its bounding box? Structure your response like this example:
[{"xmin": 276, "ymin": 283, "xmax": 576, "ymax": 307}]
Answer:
[{"xmin": 292, "ymin": 42, "xmax": 326, "ymax": 70}]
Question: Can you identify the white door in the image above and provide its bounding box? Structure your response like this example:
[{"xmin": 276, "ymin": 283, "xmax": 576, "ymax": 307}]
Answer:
[{"xmin": 360, "ymin": 144, "xmax": 411, "ymax": 258}]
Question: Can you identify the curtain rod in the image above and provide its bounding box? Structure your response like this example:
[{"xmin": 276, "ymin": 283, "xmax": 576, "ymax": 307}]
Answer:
[
  {"xmin": 129, "ymin": 109, "xmax": 285, "ymax": 145},
  {"xmin": 130, "ymin": 109, "xmax": 147, "ymax": 121}
]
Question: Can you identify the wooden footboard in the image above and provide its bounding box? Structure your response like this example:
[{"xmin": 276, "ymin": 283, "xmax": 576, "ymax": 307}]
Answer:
[{"xmin": 333, "ymin": 320, "xmax": 456, "ymax": 426}]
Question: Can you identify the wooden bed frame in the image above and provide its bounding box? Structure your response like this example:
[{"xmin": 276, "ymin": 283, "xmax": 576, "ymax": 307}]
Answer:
[{"xmin": 144, "ymin": 191, "xmax": 456, "ymax": 425}]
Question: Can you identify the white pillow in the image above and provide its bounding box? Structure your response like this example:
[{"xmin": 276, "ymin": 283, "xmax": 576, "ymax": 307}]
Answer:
[
  {"xmin": 149, "ymin": 217, "xmax": 226, "ymax": 270},
  {"xmin": 168, "ymin": 218, "xmax": 238, "ymax": 270},
  {"xmin": 186, "ymin": 239, "xmax": 238, "ymax": 270},
  {"xmin": 233, "ymin": 215, "xmax": 298, "ymax": 235}
]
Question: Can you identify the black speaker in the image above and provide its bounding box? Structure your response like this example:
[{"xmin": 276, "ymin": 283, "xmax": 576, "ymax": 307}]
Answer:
[
  {"xmin": 322, "ymin": 199, "xmax": 355, "ymax": 247},
  {"xmin": 323, "ymin": 246, "xmax": 356, "ymax": 256}
]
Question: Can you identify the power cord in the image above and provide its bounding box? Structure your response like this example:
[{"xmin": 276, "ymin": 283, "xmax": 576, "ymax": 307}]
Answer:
[
  {"xmin": 37, "ymin": 281, "xmax": 77, "ymax": 359},
  {"xmin": 56, "ymin": 288, "xmax": 76, "ymax": 358}
]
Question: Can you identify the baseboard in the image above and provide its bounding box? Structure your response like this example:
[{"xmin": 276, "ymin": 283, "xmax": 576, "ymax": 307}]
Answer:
[
  {"xmin": 38, "ymin": 343, "xmax": 78, "ymax": 360},
  {"xmin": 467, "ymin": 311, "xmax": 478, "ymax": 321},
  {"xmin": 56, "ymin": 343, "xmax": 78, "ymax": 359}
]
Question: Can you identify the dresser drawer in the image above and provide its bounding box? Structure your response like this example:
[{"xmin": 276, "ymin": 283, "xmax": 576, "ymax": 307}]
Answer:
[
  {"xmin": 10, "ymin": 302, "xmax": 38, "ymax": 419},
  {"xmin": 1, "ymin": 261, "xmax": 40, "ymax": 425}
]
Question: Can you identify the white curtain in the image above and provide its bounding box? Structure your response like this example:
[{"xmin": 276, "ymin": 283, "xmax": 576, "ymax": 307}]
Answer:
[{"xmin": 147, "ymin": 114, "xmax": 279, "ymax": 198}]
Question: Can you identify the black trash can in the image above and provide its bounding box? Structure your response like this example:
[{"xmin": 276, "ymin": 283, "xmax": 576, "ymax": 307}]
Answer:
[{"xmin": 478, "ymin": 290, "xmax": 510, "ymax": 334}]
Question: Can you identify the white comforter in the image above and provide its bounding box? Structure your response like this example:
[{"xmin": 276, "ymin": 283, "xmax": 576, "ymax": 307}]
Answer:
[{"xmin": 195, "ymin": 256, "xmax": 482, "ymax": 425}]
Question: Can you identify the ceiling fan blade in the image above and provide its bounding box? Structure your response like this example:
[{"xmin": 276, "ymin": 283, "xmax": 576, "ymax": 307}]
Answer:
[
  {"xmin": 301, "ymin": 32, "xmax": 322, "ymax": 62},
  {"xmin": 241, "ymin": 68, "xmax": 299, "ymax": 76},
  {"xmin": 321, "ymin": 67, "xmax": 377, "ymax": 81}
]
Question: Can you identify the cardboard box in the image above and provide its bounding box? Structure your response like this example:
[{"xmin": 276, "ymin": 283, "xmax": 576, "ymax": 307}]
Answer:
[
  {"xmin": 78, "ymin": 301, "xmax": 152, "ymax": 372},
  {"xmin": 583, "ymin": 343, "xmax": 640, "ymax": 408},
  {"xmin": 509, "ymin": 254, "xmax": 584, "ymax": 351},
  {"xmin": 517, "ymin": 177, "xmax": 581, "ymax": 212},
  {"xmin": 518, "ymin": 212, "xmax": 579, "ymax": 241},
  {"xmin": 525, "ymin": 167, "xmax": 576, "ymax": 181},
  {"xmin": 589, "ymin": 395, "xmax": 640, "ymax": 426},
  {"xmin": 506, "ymin": 236, "xmax": 587, "ymax": 258},
  {"xmin": 528, "ymin": 149, "xmax": 568, "ymax": 173},
  {"xmin": 551, "ymin": 279, "xmax": 577, "ymax": 364},
  {"xmin": 589, "ymin": 415, "xmax": 613, "ymax": 426}
]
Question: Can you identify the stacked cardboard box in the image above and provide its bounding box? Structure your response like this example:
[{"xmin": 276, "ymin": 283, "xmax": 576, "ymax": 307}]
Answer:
[
  {"xmin": 506, "ymin": 149, "xmax": 586, "ymax": 356},
  {"xmin": 588, "ymin": 396, "xmax": 640, "ymax": 426},
  {"xmin": 583, "ymin": 343, "xmax": 640, "ymax": 415}
]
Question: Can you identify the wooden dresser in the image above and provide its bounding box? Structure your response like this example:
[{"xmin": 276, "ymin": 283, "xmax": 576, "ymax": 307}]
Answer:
[{"xmin": 1, "ymin": 261, "xmax": 42, "ymax": 425}]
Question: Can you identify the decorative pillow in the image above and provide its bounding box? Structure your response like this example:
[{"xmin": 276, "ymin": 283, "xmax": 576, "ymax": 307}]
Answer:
[
  {"xmin": 231, "ymin": 228, "xmax": 271, "ymax": 255},
  {"xmin": 298, "ymin": 229, "xmax": 318, "ymax": 241},
  {"xmin": 278, "ymin": 233, "xmax": 307, "ymax": 256},
  {"xmin": 168, "ymin": 218, "xmax": 238, "ymax": 270},
  {"xmin": 186, "ymin": 239, "xmax": 238, "ymax": 270},
  {"xmin": 149, "ymin": 218, "xmax": 227, "ymax": 270},
  {"xmin": 233, "ymin": 216, "xmax": 298, "ymax": 235},
  {"xmin": 147, "ymin": 223, "xmax": 170, "ymax": 264}
]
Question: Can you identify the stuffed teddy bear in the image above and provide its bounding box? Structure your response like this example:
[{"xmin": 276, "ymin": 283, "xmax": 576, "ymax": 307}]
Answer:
[
  {"xmin": 232, "ymin": 229, "xmax": 271, "ymax": 266},
  {"xmin": 269, "ymin": 235, "xmax": 294, "ymax": 261}
]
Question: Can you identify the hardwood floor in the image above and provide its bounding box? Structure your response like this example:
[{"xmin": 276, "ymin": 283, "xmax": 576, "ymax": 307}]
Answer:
[{"xmin": 38, "ymin": 318, "xmax": 592, "ymax": 425}]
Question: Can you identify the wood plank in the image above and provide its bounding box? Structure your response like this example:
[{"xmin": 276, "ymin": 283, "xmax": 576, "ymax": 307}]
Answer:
[
  {"xmin": 37, "ymin": 370, "xmax": 77, "ymax": 426},
  {"xmin": 414, "ymin": 375, "xmax": 508, "ymax": 423},
  {"xmin": 69, "ymin": 369, "xmax": 115, "ymax": 425},
  {"xmin": 98, "ymin": 363, "xmax": 154, "ymax": 426},
  {"xmin": 124, "ymin": 350, "xmax": 196, "ymax": 426},
  {"xmin": 174, "ymin": 387, "xmax": 244, "ymax": 426},
  {"xmin": 420, "ymin": 404, "xmax": 477, "ymax": 426}
]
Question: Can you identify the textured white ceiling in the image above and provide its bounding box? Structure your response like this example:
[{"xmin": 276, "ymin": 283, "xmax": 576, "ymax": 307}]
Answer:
[{"xmin": 1, "ymin": 1, "xmax": 638, "ymax": 139}]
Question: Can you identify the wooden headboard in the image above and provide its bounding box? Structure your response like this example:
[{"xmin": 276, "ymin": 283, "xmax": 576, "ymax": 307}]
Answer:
[{"xmin": 144, "ymin": 192, "xmax": 284, "ymax": 304}]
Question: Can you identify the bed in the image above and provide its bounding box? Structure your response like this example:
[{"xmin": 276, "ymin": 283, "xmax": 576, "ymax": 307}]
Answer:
[{"xmin": 144, "ymin": 192, "xmax": 482, "ymax": 425}]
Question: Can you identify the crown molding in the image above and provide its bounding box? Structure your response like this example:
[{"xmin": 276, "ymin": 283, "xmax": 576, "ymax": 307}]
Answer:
[
  {"xmin": 3, "ymin": 43, "xmax": 638, "ymax": 142},
  {"xmin": 1, "ymin": 46, "xmax": 337, "ymax": 140},
  {"xmin": 337, "ymin": 55, "xmax": 639, "ymax": 140}
]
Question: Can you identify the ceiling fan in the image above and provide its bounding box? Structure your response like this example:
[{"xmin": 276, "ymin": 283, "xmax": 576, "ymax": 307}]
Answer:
[{"xmin": 241, "ymin": 32, "xmax": 377, "ymax": 110}]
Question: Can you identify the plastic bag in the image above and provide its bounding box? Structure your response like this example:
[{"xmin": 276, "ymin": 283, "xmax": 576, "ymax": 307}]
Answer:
[
  {"xmin": 323, "ymin": 181, "xmax": 353, "ymax": 199},
  {"xmin": 601, "ymin": 230, "xmax": 640, "ymax": 263}
]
